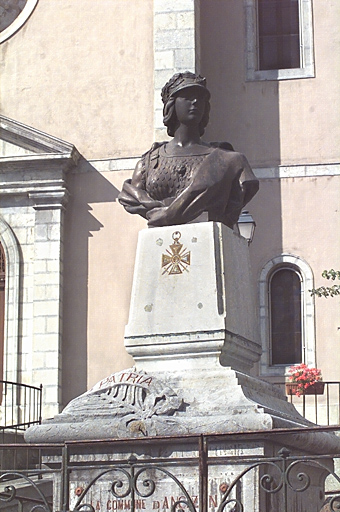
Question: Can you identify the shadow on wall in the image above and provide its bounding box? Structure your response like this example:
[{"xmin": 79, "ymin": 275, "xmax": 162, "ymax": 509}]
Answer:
[
  {"xmin": 200, "ymin": 0, "xmax": 281, "ymax": 168},
  {"xmin": 200, "ymin": 0, "xmax": 284, "ymax": 376},
  {"xmin": 62, "ymin": 156, "xmax": 121, "ymax": 407},
  {"xmin": 199, "ymin": 2, "xmax": 283, "ymax": 230}
]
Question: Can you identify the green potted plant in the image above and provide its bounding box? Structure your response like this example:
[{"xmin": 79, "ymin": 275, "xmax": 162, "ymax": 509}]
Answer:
[{"xmin": 286, "ymin": 363, "xmax": 324, "ymax": 397}]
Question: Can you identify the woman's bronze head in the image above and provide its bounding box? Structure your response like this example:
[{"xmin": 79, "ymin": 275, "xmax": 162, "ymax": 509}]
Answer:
[{"xmin": 161, "ymin": 72, "xmax": 211, "ymax": 137}]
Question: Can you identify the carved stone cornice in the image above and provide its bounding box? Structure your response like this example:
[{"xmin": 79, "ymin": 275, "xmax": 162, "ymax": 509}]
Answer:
[
  {"xmin": 0, "ymin": 115, "xmax": 79, "ymax": 156},
  {"xmin": 28, "ymin": 190, "xmax": 70, "ymax": 210},
  {"xmin": 0, "ymin": 115, "xmax": 80, "ymax": 208},
  {"xmin": 0, "ymin": 153, "xmax": 80, "ymax": 173}
]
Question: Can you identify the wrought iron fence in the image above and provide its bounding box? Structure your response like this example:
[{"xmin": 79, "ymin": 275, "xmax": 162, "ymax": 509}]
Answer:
[
  {"xmin": 274, "ymin": 381, "xmax": 340, "ymax": 426},
  {"xmin": 0, "ymin": 380, "xmax": 42, "ymax": 440},
  {"xmin": 0, "ymin": 427, "xmax": 340, "ymax": 512}
]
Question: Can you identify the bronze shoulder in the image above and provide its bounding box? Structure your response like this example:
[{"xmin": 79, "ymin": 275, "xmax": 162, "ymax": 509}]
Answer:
[{"xmin": 209, "ymin": 141, "xmax": 235, "ymax": 152}]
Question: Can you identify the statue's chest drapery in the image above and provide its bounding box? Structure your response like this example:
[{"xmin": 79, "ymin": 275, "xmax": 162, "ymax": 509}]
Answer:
[{"xmin": 144, "ymin": 154, "xmax": 206, "ymax": 201}]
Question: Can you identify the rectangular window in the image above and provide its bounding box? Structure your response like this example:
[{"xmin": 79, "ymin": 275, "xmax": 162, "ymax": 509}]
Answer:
[
  {"xmin": 245, "ymin": 0, "xmax": 315, "ymax": 81},
  {"xmin": 258, "ymin": 0, "xmax": 300, "ymax": 71}
]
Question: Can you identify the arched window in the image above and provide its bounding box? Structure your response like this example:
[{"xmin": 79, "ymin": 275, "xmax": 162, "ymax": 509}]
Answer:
[
  {"xmin": 270, "ymin": 267, "xmax": 302, "ymax": 365},
  {"xmin": 259, "ymin": 255, "xmax": 315, "ymax": 377},
  {"xmin": 0, "ymin": 218, "xmax": 20, "ymax": 384}
]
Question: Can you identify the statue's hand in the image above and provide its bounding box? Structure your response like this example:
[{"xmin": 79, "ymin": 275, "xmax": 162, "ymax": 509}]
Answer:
[{"xmin": 146, "ymin": 207, "xmax": 169, "ymax": 227}]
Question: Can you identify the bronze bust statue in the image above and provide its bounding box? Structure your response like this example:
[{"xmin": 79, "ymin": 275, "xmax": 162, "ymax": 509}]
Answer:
[{"xmin": 118, "ymin": 72, "xmax": 259, "ymax": 228}]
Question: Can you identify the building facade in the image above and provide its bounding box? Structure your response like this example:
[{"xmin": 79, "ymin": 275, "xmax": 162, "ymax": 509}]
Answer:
[{"xmin": 0, "ymin": 0, "xmax": 339, "ymax": 419}]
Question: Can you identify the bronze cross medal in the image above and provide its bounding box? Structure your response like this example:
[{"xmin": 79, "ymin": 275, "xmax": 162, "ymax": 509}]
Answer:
[{"xmin": 161, "ymin": 231, "xmax": 191, "ymax": 275}]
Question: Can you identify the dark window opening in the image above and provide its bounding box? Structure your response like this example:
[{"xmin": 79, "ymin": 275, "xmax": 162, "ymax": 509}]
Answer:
[
  {"xmin": 270, "ymin": 268, "xmax": 302, "ymax": 365},
  {"xmin": 258, "ymin": 0, "xmax": 301, "ymax": 70}
]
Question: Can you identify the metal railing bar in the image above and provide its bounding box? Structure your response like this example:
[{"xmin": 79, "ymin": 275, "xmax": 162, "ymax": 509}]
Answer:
[
  {"xmin": 0, "ymin": 421, "xmax": 41, "ymax": 429},
  {"xmin": 207, "ymin": 453, "xmax": 339, "ymax": 466},
  {"xmin": 1, "ymin": 424, "xmax": 339, "ymax": 452},
  {"xmin": 59, "ymin": 453, "xmax": 340, "ymax": 473},
  {"xmin": 205, "ymin": 424, "xmax": 340, "ymax": 436},
  {"xmin": 39, "ymin": 384, "xmax": 43, "ymax": 424},
  {"xmin": 62, "ymin": 424, "xmax": 340, "ymax": 449},
  {"xmin": 0, "ymin": 469, "xmax": 60, "ymax": 476},
  {"xmin": 0, "ymin": 453, "xmax": 338, "ymax": 471},
  {"xmin": 0, "ymin": 443, "xmax": 63, "ymax": 448},
  {"xmin": 64, "ymin": 432, "xmax": 204, "ymax": 447},
  {"xmin": 198, "ymin": 435, "xmax": 208, "ymax": 512},
  {"xmin": 0, "ymin": 492, "xmax": 53, "ymax": 507},
  {"xmin": 67, "ymin": 458, "xmax": 201, "ymax": 468},
  {"xmin": 61, "ymin": 443, "xmax": 69, "ymax": 512},
  {"xmin": 11, "ymin": 382, "xmax": 15, "ymax": 427},
  {"xmin": 0, "ymin": 380, "xmax": 42, "ymax": 434},
  {"xmin": 273, "ymin": 380, "xmax": 340, "ymax": 426},
  {"xmin": 327, "ymin": 382, "xmax": 330, "ymax": 425},
  {"xmin": 0, "ymin": 380, "xmax": 42, "ymax": 392},
  {"xmin": 1, "ymin": 452, "xmax": 338, "ymax": 469},
  {"xmin": 315, "ymin": 391, "xmax": 318, "ymax": 424},
  {"xmin": 3, "ymin": 381, "xmax": 7, "ymax": 426}
]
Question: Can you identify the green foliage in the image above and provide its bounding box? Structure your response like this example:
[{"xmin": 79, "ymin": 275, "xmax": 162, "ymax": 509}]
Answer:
[{"xmin": 310, "ymin": 269, "xmax": 340, "ymax": 298}]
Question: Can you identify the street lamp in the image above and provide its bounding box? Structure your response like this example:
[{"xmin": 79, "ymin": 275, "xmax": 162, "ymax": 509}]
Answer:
[{"xmin": 237, "ymin": 210, "xmax": 256, "ymax": 245}]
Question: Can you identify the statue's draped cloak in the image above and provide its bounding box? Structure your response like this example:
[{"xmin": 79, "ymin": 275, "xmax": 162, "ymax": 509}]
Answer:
[{"xmin": 118, "ymin": 143, "xmax": 259, "ymax": 228}]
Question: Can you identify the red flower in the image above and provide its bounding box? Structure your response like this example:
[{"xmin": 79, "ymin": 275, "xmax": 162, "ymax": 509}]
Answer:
[{"xmin": 287, "ymin": 364, "xmax": 322, "ymax": 396}]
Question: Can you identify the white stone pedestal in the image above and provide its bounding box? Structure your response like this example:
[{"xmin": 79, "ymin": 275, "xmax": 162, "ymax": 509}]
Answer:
[{"xmin": 125, "ymin": 222, "xmax": 261, "ymax": 374}]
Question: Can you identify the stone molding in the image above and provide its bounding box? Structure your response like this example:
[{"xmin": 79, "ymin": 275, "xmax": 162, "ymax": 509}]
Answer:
[
  {"xmin": 28, "ymin": 191, "xmax": 69, "ymax": 211},
  {"xmin": 0, "ymin": 115, "xmax": 79, "ymax": 156},
  {"xmin": 85, "ymin": 157, "xmax": 139, "ymax": 173},
  {"xmin": 254, "ymin": 163, "xmax": 340, "ymax": 179},
  {"xmin": 0, "ymin": 153, "xmax": 79, "ymax": 172},
  {"xmin": 0, "ymin": 115, "xmax": 80, "ymax": 209},
  {"xmin": 87, "ymin": 156, "xmax": 340, "ymax": 179},
  {"xmin": 0, "ymin": 0, "xmax": 39, "ymax": 44}
]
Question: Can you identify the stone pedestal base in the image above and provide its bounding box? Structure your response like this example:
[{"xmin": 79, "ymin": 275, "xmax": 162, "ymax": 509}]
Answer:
[
  {"xmin": 125, "ymin": 223, "xmax": 261, "ymax": 374},
  {"xmin": 25, "ymin": 365, "xmax": 340, "ymax": 457}
]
